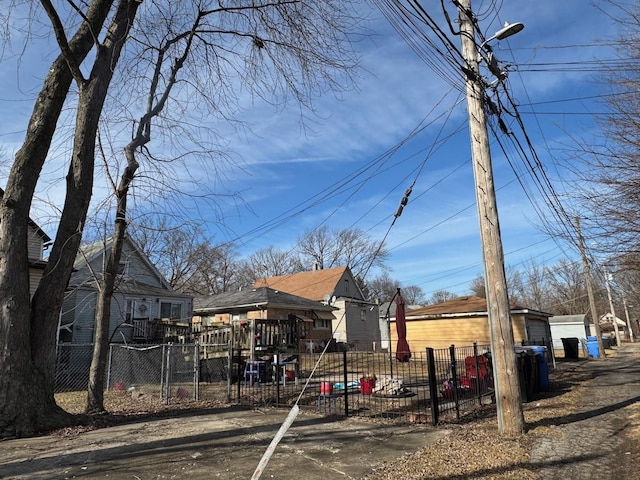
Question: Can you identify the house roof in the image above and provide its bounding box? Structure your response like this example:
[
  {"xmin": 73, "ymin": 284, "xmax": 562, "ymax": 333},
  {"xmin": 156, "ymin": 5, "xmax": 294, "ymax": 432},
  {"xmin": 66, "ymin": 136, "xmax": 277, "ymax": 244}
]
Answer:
[
  {"xmin": 0, "ymin": 188, "xmax": 51, "ymax": 242},
  {"xmin": 599, "ymin": 313, "xmax": 626, "ymax": 327},
  {"xmin": 402, "ymin": 295, "xmax": 552, "ymax": 319},
  {"xmin": 108, "ymin": 281, "xmax": 192, "ymax": 299},
  {"xmin": 254, "ymin": 266, "xmax": 352, "ymax": 302},
  {"xmin": 74, "ymin": 236, "xmax": 171, "ymax": 290},
  {"xmin": 193, "ymin": 286, "xmax": 337, "ymax": 314}
]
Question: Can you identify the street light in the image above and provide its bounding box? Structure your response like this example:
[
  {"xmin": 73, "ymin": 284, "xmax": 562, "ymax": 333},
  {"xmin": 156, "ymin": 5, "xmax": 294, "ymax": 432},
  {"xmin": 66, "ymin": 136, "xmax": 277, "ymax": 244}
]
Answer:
[
  {"xmin": 480, "ymin": 22, "xmax": 524, "ymax": 80},
  {"xmin": 482, "ymin": 22, "xmax": 525, "ymax": 46},
  {"xmin": 457, "ymin": 0, "xmax": 525, "ymax": 435}
]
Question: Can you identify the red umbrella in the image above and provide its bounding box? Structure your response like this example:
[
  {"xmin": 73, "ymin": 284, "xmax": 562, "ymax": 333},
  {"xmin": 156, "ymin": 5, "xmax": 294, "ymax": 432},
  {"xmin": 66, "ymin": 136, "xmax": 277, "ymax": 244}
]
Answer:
[{"xmin": 395, "ymin": 292, "xmax": 411, "ymax": 362}]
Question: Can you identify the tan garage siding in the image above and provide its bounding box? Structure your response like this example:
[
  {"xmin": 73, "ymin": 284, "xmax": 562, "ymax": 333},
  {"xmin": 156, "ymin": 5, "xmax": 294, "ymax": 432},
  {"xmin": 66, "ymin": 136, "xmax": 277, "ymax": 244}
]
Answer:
[
  {"xmin": 391, "ymin": 297, "xmax": 550, "ymax": 352},
  {"xmin": 391, "ymin": 315, "xmax": 492, "ymax": 351}
]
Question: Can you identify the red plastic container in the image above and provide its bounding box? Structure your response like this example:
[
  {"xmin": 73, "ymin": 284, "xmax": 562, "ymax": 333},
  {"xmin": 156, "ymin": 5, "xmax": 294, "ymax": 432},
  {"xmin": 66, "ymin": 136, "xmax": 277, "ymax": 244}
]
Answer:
[
  {"xmin": 359, "ymin": 378, "xmax": 376, "ymax": 395},
  {"xmin": 320, "ymin": 382, "xmax": 333, "ymax": 394}
]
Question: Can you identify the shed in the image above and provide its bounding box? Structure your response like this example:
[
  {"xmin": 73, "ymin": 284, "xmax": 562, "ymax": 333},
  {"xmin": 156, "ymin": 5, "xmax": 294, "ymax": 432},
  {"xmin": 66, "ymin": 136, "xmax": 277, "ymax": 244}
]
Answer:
[
  {"xmin": 389, "ymin": 295, "xmax": 552, "ymax": 352},
  {"xmin": 548, "ymin": 314, "xmax": 590, "ymax": 350}
]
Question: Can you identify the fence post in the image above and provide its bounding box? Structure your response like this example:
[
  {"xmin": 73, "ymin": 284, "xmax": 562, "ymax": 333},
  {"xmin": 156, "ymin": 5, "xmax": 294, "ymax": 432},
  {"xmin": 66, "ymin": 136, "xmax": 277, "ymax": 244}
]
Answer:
[
  {"xmin": 236, "ymin": 348, "xmax": 241, "ymax": 402},
  {"xmin": 194, "ymin": 344, "xmax": 200, "ymax": 401},
  {"xmin": 449, "ymin": 344, "xmax": 460, "ymax": 419},
  {"xmin": 275, "ymin": 351, "xmax": 281, "ymax": 407},
  {"xmin": 426, "ymin": 347, "xmax": 439, "ymax": 425},
  {"xmin": 164, "ymin": 343, "xmax": 172, "ymax": 405},
  {"xmin": 106, "ymin": 344, "xmax": 113, "ymax": 391},
  {"xmin": 226, "ymin": 341, "xmax": 233, "ymax": 403},
  {"xmin": 342, "ymin": 350, "xmax": 349, "ymax": 416},
  {"xmin": 473, "ymin": 342, "xmax": 482, "ymax": 405},
  {"xmin": 160, "ymin": 344, "xmax": 166, "ymax": 401}
]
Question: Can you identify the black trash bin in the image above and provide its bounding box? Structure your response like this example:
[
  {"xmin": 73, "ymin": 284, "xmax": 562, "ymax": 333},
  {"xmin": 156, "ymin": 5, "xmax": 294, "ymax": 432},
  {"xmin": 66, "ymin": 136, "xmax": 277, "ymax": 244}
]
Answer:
[
  {"xmin": 561, "ymin": 337, "xmax": 579, "ymax": 360},
  {"xmin": 515, "ymin": 348, "xmax": 537, "ymax": 401}
]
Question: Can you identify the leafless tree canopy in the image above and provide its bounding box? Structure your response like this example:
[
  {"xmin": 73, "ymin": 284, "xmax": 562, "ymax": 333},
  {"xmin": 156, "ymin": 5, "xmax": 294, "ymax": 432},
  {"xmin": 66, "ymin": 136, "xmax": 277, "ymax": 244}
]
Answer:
[{"xmin": 296, "ymin": 225, "xmax": 389, "ymax": 280}]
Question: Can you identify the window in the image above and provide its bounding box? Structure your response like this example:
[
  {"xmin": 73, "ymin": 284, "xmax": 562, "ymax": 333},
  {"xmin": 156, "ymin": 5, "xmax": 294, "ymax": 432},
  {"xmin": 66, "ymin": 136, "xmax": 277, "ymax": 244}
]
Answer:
[
  {"xmin": 360, "ymin": 309, "xmax": 366, "ymax": 322},
  {"xmin": 344, "ymin": 279, "xmax": 349, "ymax": 293},
  {"xmin": 231, "ymin": 313, "xmax": 248, "ymax": 322},
  {"xmin": 314, "ymin": 318, "xmax": 332, "ymax": 330},
  {"xmin": 117, "ymin": 261, "xmax": 129, "ymax": 276},
  {"xmin": 160, "ymin": 302, "xmax": 182, "ymax": 320}
]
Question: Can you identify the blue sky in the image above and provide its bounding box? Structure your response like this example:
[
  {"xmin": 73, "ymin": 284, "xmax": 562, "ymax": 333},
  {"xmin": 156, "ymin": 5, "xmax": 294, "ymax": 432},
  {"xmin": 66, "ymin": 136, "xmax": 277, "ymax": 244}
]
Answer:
[{"xmin": 0, "ymin": 1, "xmax": 624, "ymax": 298}]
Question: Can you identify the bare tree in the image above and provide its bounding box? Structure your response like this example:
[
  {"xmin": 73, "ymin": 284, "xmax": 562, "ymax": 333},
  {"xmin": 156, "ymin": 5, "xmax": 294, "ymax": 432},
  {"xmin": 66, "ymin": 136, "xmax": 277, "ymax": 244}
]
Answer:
[
  {"xmin": 236, "ymin": 246, "xmax": 304, "ymax": 287},
  {"xmin": 366, "ymin": 272, "xmax": 400, "ymax": 302},
  {"xmin": 427, "ymin": 289, "xmax": 454, "ymax": 305},
  {"xmin": 0, "ymin": 0, "xmax": 363, "ymax": 436},
  {"xmin": 469, "ymin": 275, "xmax": 486, "ymax": 298},
  {"xmin": 566, "ymin": 3, "xmax": 640, "ymax": 261},
  {"xmin": 0, "ymin": 0, "xmax": 141, "ymax": 438},
  {"xmin": 296, "ymin": 226, "xmax": 389, "ymax": 280}
]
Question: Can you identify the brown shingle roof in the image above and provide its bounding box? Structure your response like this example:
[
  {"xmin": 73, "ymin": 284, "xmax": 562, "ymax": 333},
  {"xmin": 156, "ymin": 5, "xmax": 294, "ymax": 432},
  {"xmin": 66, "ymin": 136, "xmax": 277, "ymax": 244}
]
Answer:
[{"xmin": 254, "ymin": 266, "xmax": 348, "ymax": 302}]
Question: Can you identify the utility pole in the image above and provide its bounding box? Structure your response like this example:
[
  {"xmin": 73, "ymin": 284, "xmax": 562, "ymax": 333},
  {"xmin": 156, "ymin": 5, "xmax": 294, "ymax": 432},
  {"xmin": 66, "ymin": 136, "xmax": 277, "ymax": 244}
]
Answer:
[
  {"xmin": 575, "ymin": 217, "xmax": 604, "ymax": 355},
  {"xmin": 457, "ymin": 0, "xmax": 524, "ymax": 435},
  {"xmin": 623, "ymin": 294, "xmax": 634, "ymax": 343},
  {"xmin": 603, "ymin": 266, "xmax": 622, "ymax": 347}
]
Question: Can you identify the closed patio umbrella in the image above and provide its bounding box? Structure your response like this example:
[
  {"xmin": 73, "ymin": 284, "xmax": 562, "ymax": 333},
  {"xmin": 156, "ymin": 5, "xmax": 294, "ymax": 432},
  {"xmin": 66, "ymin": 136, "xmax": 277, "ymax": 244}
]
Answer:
[{"xmin": 395, "ymin": 291, "xmax": 411, "ymax": 362}]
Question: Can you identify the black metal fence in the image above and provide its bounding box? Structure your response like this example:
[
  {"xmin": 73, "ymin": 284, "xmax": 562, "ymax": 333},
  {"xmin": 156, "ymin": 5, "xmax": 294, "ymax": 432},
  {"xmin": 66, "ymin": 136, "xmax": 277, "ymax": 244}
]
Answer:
[{"xmin": 55, "ymin": 342, "xmax": 509, "ymax": 424}]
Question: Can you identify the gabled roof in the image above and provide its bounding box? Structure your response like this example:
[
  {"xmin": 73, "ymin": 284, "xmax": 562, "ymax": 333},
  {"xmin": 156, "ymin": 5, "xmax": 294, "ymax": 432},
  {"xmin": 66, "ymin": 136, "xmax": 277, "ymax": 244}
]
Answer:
[
  {"xmin": 403, "ymin": 295, "xmax": 552, "ymax": 319},
  {"xmin": 599, "ymin": 313, "xmax": 626, "ymax": 327},
  {"xmin": 74, "ymin": 236, "xmax": 171, "ymax": 290},
  {"xmin": 193, "ymin": 286, "xmax": 337, "ymax": 314},
  {"xmin": 254, "ymin": 266, "xmax": 355, "ymax": 302},
  {"xmin": 0, "ymin": 188, "xmax": 51, "ymax": 242}
]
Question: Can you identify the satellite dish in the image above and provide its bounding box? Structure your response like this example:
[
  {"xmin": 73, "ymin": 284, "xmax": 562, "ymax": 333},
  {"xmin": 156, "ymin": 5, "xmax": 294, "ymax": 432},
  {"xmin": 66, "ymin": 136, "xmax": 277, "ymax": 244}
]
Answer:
[
  {"xmin": 323, "ymin": 294, "xmax": 331, "ymax": 303},
  {"xmin": 331, "ymin": 295, "xmax": 337, "ymax": 304}
]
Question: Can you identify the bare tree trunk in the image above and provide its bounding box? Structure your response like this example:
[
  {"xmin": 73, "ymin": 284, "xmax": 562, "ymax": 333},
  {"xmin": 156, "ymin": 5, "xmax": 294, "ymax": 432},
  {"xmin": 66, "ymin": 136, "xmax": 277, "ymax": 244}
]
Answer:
[
  {"xmin": 86, "ymin": 154, "xmax": 137, "ymax": 413},
  {"xmin": 0, "ymin": 0, "xmax": 116, "ymax": 439},
  {"xmin": 0, "ymin": 0, "xmax": 140, "ymax": 438}
]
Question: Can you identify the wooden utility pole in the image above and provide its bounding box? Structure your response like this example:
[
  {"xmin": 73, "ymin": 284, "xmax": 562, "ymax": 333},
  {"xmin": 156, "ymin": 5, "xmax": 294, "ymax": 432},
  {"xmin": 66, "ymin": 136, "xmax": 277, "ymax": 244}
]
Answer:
[
  {"xmin": 457, "ymin": 0, "xmax": 524, "ymax": 435},
  {"xmin": 604, "ymin": 266, "xmax": 622, "ymax": 346},
  {"xmin": 575, "ymin": 217, "xmax": 604, "ymax": 355}
]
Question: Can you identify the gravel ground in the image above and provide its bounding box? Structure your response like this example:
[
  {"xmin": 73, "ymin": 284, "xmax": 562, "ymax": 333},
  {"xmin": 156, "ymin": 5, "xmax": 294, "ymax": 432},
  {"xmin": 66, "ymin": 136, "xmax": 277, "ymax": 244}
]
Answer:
[{"xmin": 365, "ymin": 343, "xmax": 640, "ymax": 480}]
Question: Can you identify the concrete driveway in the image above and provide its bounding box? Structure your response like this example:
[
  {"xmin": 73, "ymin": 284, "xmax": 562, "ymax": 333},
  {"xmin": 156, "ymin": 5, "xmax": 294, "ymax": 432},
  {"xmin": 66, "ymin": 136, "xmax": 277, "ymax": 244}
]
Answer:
[{"xmin": 1, "ymin": 407, "xmax": 449, "ymax": 479}]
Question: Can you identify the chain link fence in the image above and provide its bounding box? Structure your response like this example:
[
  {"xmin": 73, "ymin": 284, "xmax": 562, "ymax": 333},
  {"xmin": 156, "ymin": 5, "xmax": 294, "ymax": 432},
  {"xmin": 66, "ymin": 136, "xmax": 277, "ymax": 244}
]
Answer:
[
  {"xmin": 55, "ymin": 343, "xmax": 231, "ymax": 404},
  {"xmin": 55, "ymin": 342, "xmax": 510, "ymax": 424}
]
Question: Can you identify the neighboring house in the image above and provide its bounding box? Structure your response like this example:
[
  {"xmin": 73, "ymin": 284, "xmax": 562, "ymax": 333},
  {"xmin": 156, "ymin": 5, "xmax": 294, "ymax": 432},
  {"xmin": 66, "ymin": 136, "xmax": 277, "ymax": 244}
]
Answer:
[
  {"xmin": 597, "ymin": 313, "xmax": 627, "ymax": 340},
  {"xmin": 59, "ymin": 236, "xmax": 193, "ymax": 344},
  {"xmin": 549, "ymin": 314, "xmax": 591, "ymax": 351},
  {"xmin": 0, "ymin": 188, "xmax": 51, "ymax": 298},
  {"xmin": 389, "ymin": 295, "xmax": 552, "ymax": 352},
  {"xmin": 255, "ymin": 265, "xmax": 381, "ymax": 351},
  {"xmin": 192, "ymin": 286, "xmax": 337, "ymax": 356}
]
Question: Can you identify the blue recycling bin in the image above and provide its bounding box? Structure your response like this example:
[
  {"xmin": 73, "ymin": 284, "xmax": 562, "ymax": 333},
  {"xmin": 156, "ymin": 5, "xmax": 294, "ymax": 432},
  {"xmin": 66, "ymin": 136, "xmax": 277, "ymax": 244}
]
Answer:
[
  {"xmin": 529, "ymin": 346, "xmax": 549, "ymax": 392},
  {"xmin": 586, "ymin": 336, "xmax": 600, "ymax": 358}
]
